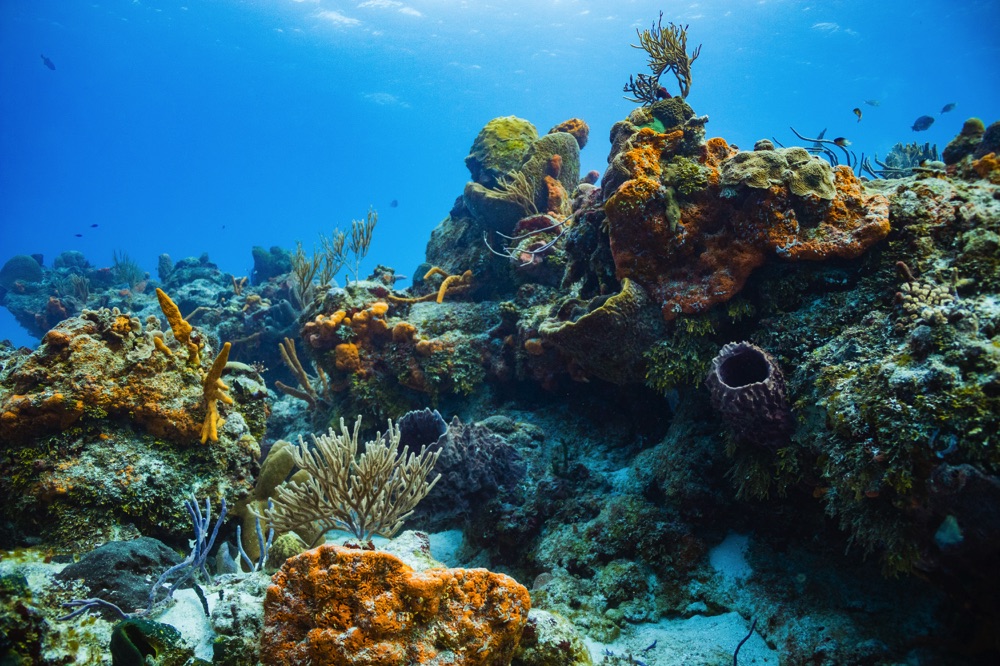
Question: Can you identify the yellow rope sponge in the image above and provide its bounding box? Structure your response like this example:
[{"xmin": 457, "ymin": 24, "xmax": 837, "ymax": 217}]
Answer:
[{"xmin": 201, "ymin": 341, "xmax": 233, "ymax": 443}]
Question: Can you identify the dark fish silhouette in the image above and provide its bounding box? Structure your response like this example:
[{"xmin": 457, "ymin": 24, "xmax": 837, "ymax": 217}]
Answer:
[
  {"xmin": 90, "ymin": 224, "xmax": 98, "ymax": 228},
  {"xmin": 810, "ymin": 128, "xmax": 827, "ymax": 152},
  {"xmin": 390, "ymin": 199, "xmax": 399, "ymax": 208},
  {"xmin": 40, "ymin": 54, "xmax": 55, "ymax": 70},
  {"xmin": 74, "ymin": 233, "xmax": 82, "ymax": 237},
  {"xmin": 911, "ymin": 115, "xmax": 935, "ymax": 131},
  {"xmin": 833, "ymin": 137, "xmax": 851, "ymax": 147},
  {"xmin": 864, "ymin": 99, "xmax": 880, "ymax": 107},
  {"xmin": 940, "ymin": 102, "xmax": 956, "ymax": 114}
]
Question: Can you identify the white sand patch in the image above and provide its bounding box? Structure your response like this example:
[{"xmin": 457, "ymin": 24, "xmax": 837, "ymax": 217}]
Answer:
[
  {"xmin": 587, "ymin": 612, "xmax": 778, "ymax": 665},
  {"xmin": 709, "ymin": 532, "xmax": 752, "ymax": 583}
]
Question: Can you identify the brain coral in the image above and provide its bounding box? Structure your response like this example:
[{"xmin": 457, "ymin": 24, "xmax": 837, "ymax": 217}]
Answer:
[
  {"xmin": 721, "ymin": 146, "xmax": 837, "ymax": 200},
  {"xmin": 0, "ymin": 255, "xmax": 43, "ymax": 289}
]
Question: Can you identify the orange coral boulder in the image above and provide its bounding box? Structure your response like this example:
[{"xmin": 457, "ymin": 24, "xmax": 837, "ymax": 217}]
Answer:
[{"xmin": 261, "ymin": 545, "xmax": 532, "ymax": 666}]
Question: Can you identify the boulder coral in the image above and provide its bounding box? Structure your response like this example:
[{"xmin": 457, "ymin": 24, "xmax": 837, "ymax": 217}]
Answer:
[
  {"xmin": 466, "ymin": 116, "xmax": 540, "ymax": 189},
  {"xmin": 602, "ymin": 111, "xmax": 890, "ymax": 320},
  {"xmin": 0, "ymin": 255, "xmax": 43, "ymax": 290},
  {"xmin": 261, "ymin": 545, "xmax": 531, "ymax": 666}
]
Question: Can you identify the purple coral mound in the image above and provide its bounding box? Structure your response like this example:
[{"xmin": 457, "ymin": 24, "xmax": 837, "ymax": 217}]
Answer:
[
  {"xmin": 410, "ymin": 417, "xmax": 526, "ymax": 531},
  {"xmin": 705, "ymin": 341, "xmax": 793, "ymax": 448}
]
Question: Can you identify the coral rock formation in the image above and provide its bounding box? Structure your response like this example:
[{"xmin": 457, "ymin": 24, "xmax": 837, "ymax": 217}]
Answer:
[
  {"xmin": 603, "ymin": 111, "xmax": 890, "ymax": 320},
  {"xmin": 0, "ymin": 307, "xmax": 265, "ymax": 548}
]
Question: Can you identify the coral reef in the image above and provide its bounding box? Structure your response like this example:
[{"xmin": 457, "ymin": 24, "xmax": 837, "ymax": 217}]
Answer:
[
  {"xmin": 0, "ymin": 302, "xmax": 265, "ymax": 549},
  {"xmin": 2, "ymin": 25, "xmax": 999, "ymax": 662}
]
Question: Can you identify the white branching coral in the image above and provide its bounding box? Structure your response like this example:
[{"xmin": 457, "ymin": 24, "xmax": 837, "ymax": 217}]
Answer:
[{"xmin": 263, "ymin": 416, "xmax": 440, "ymax": 545}]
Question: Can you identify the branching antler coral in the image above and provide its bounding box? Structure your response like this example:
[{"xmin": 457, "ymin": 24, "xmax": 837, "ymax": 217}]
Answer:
[
  {"xmin": 347, "ymin": 207, "xmax": 378, "ymax": 283},
  {"xmin": 289, "ymin": 242, "xmax": 323, "ymax": 309}
]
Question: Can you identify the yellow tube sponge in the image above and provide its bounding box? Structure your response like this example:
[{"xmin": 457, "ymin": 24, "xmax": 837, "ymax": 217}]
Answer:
[
  {"xmin": 201, "ymin": 341, "xmax": 233, "ymax": 444},
  {"xmin": 155, "ymin": 287, "xmax": 201, "ymax": 366}
]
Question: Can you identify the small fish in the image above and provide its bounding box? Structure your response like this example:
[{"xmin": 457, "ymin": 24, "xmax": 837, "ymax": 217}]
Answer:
[
  {"xmin": 656, "ymin": 85, "xmax": 671, "ymax": 100},
  {"xmin": 90, "ymin": 223, "xmax": 98, "ymax": 228},
  {"xmin": 833, "ymin": 137, "xmax": 851, "ymax": 147},
  {"xmin": 940, "ymin": 102, "xmax": 956, "ymax": 114},
  {"xmin": 74, "ymin": 233, "xmax": 83, "ymax": 237},
  {"xmin": 40, "ymin": 54, "xmax": 55, "ymax": 70},
  {"xmin": 864, "ymin": 99, "xmax": 880, "ymax": 107},
  {"xmin": 390, "ymin": 199, "xmax": 398, "ymax": 208},
  {"xmin": 852, "ymin": 107, "xmax": 862, "ymax": 122},
  {"xmin": 911, "ymin": 115, "xmax": 935, "ymax": 131},
  {"xmin": 811, "ymin": 127, "xmax": 827, "ymax": 151}
]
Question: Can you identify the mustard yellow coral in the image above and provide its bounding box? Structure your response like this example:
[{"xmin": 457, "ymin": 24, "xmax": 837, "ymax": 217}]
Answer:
[
  {"xmin": 155, "ymin": 287, "xmax": 201, "ymax": 366},
  {"xmin": 201, "ymin": 341, "xmax": 233, "ymax": 444},
  {"xmin": 387, "ymin": 267, "xmax": 475, "ymax": 304}
]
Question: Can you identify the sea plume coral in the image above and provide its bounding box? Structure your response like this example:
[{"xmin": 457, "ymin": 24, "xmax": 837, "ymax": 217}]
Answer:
[{"xmin": 262, "ymin": 416, "xmax": 441, "ymax": 545}]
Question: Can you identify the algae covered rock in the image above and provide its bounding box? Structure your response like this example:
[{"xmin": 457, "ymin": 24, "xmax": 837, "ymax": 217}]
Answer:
[
  {"xmin": 943, "ymin": 117, "xmax": 986, "ymax": 164},
  {"xmin": 539, "ymin": 279, "xmax": 663, "ymax": 384},
  {"xmin": 513, "ymin": 609, "xmax": 592, "ymax": 666},
  {"xmin": 55, "ymin": 537, "xmax": 182, "ymax": 615},
  {"xmin": 973, "ymin": 119, "xmax": 1000, "ymax": 159},
  {"xmin": 465, "ymin": 115, "xmax": 539, "ymax": 188}
]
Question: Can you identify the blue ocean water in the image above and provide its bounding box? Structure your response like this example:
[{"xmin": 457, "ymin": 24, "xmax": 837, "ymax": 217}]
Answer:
[{"xmin": 2, "ymin": 0, "xmax": 998, "ymax": 348}]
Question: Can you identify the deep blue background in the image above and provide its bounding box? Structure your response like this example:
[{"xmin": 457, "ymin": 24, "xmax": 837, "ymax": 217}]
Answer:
[{"xmin": 3, "ymin": 0, "xmax": 999, "ymax": 346}]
